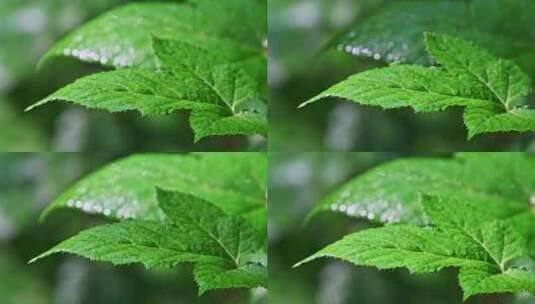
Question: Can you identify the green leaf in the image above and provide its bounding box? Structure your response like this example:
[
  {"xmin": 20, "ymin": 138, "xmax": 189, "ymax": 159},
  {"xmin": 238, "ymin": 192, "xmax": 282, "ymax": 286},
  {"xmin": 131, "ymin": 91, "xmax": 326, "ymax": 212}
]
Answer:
[
  {"xmin": 459, "ymin": 266, "xmax": 535, "ymax": 300},
  {"xmin": 332, "ymin": 1, "xmax": 535, "ymax": 74},
  {"xmin": 37, "ymin": 1, "xmax": 266, "ymax": 80},
  {"xmin": 333, "ymin": 2, "xmax": 470, "ymax": 64},
  {"xmin": 307, "ymin": 153, "xmax": 535, "ymax": 255},
  {"xmin": 42, "ymin": 153, "xmax": 267, "ymax": 236},
  {"xmin": 190, "ymin": 109, "xmax": 267, "ymax": 142},
  {"xmin": 424, "ymin": 33, "xmax": 532, "ymax": 110},
  {"xmin": 303, "ymin": 33, "xmax": 535, "ymax": 138},
  {"xmin": 31, "ymin": 190, "xmax": 267, "ymax": 294},
  {"xmin": 28, "ymin": 38, "xmax": 267, "ymax": 140},
  {"xmin": 300, "ymin": 64, "xmax": 488, "ymax": 113},
  {"xmin": 297, "ymin": 197, "xmax": 535, "ymax": 300},
  {"xmin": 194, "ymin": 261, "xmax": 267, "ymax": 294},
  {"xmin": 463, "ymin": 103, "xmax": 535, "ymax": 138},
  {"xmin": 28, "ymin": 0, "xmax": 267, "ymax": 141}
]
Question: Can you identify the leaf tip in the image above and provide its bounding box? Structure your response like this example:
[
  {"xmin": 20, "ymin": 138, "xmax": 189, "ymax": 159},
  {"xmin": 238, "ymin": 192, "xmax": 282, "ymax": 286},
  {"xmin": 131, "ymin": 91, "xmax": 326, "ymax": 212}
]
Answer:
[
  {"xmin": 299, "ymin": 95, "xmax": 324, "ymax": 108},
  {"xmin": 466, "ymin": 130, "xmax": 478, "ymax": 140},
  {"xmin": 297, "ymin": 101, "xmax": 310, "ymax": 108},
  {"xmin": 197, "ymin": 286, "xmax": 208, "ymax": 296},
  {"xmin": 28, "ymin": 256, "xmax": 39, "ymax": 264},
  {"xmin": 150, "ymin": 34, "xmax": 165, "ymax": 47},
  {"xmin": 35, "ymin": 52, "xmax": 55, "ymax": 72},
  {"xmin": 293, "ymin": 254, "xmax": 319, "ymax": 268},
  {"xmin": 422, "ymin": 31, "xmax": 438, "ymax": 40},
  {"xmin": 193, "ymin": 131, "xmax": 208, "ymax": 143},
  {"xmin": 38, "ymin": 209, "xmax": 50, "ymax": 223},
  {"xmin": 28, "ymin": 251, "xmax": 51, "ymax": 264},
  {"xmin": 25, "ymin": 98, "xmax": 50, "ymax": 112},
  {"xmin": 155, "ymin": 187, "xmax": 172, "ymax": 202},
  {"xmin": 24, "ymin": 104, "xmax": 37, "ymax": 112},
  {"xmin": 423, "ymin": 31, "xmax": 442, "ymax": 52}
]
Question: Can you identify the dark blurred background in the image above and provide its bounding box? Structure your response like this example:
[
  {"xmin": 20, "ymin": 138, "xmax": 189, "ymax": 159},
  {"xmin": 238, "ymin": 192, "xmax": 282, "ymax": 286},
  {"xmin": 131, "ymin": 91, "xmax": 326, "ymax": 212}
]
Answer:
[
  {"xmin": 0, "ymin": 153, "xmax": 267, "ymax": 304},
  {"xmin": 268, "ymin": 152, "xmax": 535, "ymax": 303},
  {"xmin": 268, "ymin": 0, "xmax": 535, "ymax": 152},
  {"xmin": 0, "ymin": 0, "xmax": 265, "ymax": 152}
]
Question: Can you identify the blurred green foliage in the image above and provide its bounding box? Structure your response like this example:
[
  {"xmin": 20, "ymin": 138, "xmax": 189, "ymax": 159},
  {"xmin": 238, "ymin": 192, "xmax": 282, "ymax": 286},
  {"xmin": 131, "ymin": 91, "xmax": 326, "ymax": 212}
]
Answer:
[
  {"xmin": 0, "ymin": 0, "xmax": 264, "ymax": 152},
  {"xmin": 268, "ymin": 152, "xmax": 535, "ymax": 303},
  {"xmin": 269, "ymin": 0, "xmax": 535, "ymax": 152},
  {"xmin": 0, "ymin": 153, "xmax": 266, "ymax": 304}
]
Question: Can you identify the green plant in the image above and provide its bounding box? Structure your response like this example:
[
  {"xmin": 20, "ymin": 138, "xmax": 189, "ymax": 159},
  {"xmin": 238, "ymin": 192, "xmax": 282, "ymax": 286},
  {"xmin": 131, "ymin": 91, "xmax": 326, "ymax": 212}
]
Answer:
[
  {"xmin": 301, "ymin": 33, "xmax": 535, "ymax": 138},
  {"xmin": 26, "ymin": 0, "xmax": 267, "ymax": 142},
  {"xmin": 300, "ymin": 0, "xmax": 535, "ymax": 140},
  {"xmin": 30, "ymin": 153, "xmax": 267, "ymax": 295},
  {"xmin": 297, "ymin": 153, "xmax": 535, "ymax": 300},
  {"xmin": 330, "ymin": 0, "xmax": 535, "ymax": 70}
]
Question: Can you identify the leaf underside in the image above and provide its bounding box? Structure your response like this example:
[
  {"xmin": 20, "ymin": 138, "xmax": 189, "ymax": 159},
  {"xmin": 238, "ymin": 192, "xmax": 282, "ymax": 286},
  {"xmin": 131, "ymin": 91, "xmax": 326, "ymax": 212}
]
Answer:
[
  {"xmin": 333, "ymin": 0, "xmax": 535, "ymax": 72},
  {"xmin": 42, "ymin": 153, "xmax": 267, "ymax": 237},
  {"xmin": 308, "ymin": 153, "xmax": 535, "ymax": 255},
  {"xmin": 304, "ymin": 32, "xmax": 535, "ymax": 138}
]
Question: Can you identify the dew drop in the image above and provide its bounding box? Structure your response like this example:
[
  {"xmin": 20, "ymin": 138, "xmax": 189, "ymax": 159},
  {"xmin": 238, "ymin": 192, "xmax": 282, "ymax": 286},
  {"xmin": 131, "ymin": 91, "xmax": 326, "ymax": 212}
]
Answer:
[
  {"xmin": 95, "ymin": 205, "xmax": 103, "ymax": 213},
  {"xmin": 346, "ymin": 205, "xmax": 357, "ymax": 216},
  {"xmin": 79, "ymin": 51, "xmax": 89, "ymax": 60},
  {"xmin": 82, "ymin": 202, "xmax": 93, "ymax": 212}
]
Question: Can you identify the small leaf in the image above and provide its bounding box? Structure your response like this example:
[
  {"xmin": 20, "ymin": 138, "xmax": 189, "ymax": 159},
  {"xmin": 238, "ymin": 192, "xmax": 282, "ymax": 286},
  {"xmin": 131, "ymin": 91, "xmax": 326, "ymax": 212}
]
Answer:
[
  {"xmin": 190, "ymin": 109, "xmax": 267, "ymax": 142},
  {"xmin": 459, "ymin": 266, "xmax": 535, "ymax": 300},
  {"xmin": 464, "ymin": 103, "xmax": 535, "ymax": 139},
  {"xmin": 194, "ymin": 261, "xmax": 267, "ymax": 295}
]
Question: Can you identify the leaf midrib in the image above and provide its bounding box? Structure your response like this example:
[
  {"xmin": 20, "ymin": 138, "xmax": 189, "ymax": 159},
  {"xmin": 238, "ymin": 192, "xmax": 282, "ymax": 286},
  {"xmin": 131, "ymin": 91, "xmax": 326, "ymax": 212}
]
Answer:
[
  {"xmin": 316, "ymin": 246, "xmax": 496, "ymax": 271},
  {"xmin": 175, "ymin": 62, "xmax": 235, "ymax": 112},
  {"xmin": 177, "ymin": 214, "xmax": 241, "ymax": 268}
]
